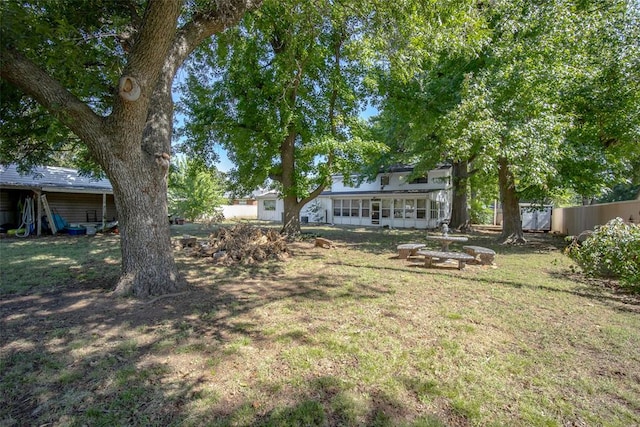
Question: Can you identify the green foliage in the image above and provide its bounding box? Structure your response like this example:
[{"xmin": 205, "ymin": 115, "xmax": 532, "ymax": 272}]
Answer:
[
  {"xmin": 566, "ymin": 218, "xmax": 640, "ymax": 289},
  {"xmin": 305, "ymin": 199, "xmax": 325, "ymax": 223},
  {"xmin": 168, "ymin": 159, "xmax": 226, "ymax": 222},
  {"xmin": 371, "ymin": 0, "xmax": 640, "ymax": 206},
  {"xmin": 179, "ymin": 0, "xmax": 379, "ymax": 199},
  {"xmin": 597, "ymin": 184, "xmax": 640, "ymax": 203},
  {"xmin": 469, "ymin": 198, "xmax": 493, "ymax": 225},
  {"xmin": 0, "ymin": 0, "xmax": 132, "ymax": 172}
]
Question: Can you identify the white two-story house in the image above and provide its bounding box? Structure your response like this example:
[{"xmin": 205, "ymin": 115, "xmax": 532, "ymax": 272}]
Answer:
[{"xmin": 257, "ymin": 165, "xmax": 452, "ymax": 229}]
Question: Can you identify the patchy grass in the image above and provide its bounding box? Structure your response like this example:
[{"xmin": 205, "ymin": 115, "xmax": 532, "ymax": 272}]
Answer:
[
  {"xmin": 0, "ymin": 233, "xmax": 121, "ymax": 294},
  {"xmin": 1, "ymin": 223, "xmax": 639, "ymax": 426}
]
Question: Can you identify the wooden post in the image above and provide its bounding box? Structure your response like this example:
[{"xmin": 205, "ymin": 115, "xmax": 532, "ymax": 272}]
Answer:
[
  {"xmin": 36, "ymin": 190, "xmax": 42, "ymax": 236},
  {"xmin": 41, "ymin": 194, "xmax": 57, "ymax": 234},
  {"xmin": 102, "ymin": 193, "xmax": 106, "ymax": 231}
]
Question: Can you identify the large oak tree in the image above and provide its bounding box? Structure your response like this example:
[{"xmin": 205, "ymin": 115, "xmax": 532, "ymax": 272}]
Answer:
[
  {"xmin": 1, "ymin": 0, "xmax": 262, "ymax": 297},
  {"xmin": 179, "ymin": 0, "xmax": 385, "ymax": 237}
]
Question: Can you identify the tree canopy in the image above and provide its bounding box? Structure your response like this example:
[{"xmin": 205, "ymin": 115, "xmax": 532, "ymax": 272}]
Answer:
[
  {"xmin": 369, "ymin": 0, "xmax": 640, "ymax": 241},
  {"xmin": 179, "ymin": 0, "xmax": 388, "ymax": 236},
  {"xmin": 168, "ymin": 158, "xmax": 226, "ymax": 222}
]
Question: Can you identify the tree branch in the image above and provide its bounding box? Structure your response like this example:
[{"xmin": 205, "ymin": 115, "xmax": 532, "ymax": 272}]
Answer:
[
  {"xmin": 299, "ymin": 182, "xmax": 327, "ymax": 207},
  {"xmin": 0, "ymin": 49, "xmax": 105, "ymax": 155},
  {"xmin": 125, "ymin": 1, "xmax": 181, "ymax": 80},
  {"xmin": 468, "ymin": 167, "xmax": 481, "ymax": 176},
  {"xmin": 138, "ymin": 1, "xmax": 264, "ymax": 160},
  {"xmin": 165, "ymin": 0, "xmax": 264, "ymax": 81}
]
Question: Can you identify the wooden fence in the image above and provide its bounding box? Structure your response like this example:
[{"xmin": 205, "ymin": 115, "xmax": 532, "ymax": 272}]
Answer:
[{"xmin": 551, "ymin": 199, "xmax": 640, "ymax": 236}]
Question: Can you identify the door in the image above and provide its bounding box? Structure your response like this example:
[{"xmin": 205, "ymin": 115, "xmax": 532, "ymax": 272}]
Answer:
[{"xmin": 371, "ymin": 201, "xmax": 380, "ymax": 225}]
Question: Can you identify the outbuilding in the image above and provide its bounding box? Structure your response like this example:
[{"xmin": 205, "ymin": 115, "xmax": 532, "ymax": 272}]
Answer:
[{"xmin": 0, "ymin": 164, "xmax": 117, "ymax": 236}]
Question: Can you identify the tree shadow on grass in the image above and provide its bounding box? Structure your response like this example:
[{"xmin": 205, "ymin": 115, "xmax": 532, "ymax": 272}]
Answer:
[
  {"xmin": 0, "ymin": 224, "xmax": 616, "ymax": 425},
  {"xmin": 419, "ymin": 269, "xmax": 640, "ymax": 314},
  {"xmin": 0, "ymin": 248, "xmax": 408, "ymax": 425},
  {"xmin": 247, "ymin": 376, "xmax": 450, "ymax": 427}
]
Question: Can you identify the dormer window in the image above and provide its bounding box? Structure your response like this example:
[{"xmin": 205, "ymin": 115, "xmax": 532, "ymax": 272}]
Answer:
[
  {"xmin": 381, "ymin": 175, "xmax": 390, "ymax": 186},
  {"xmin": 410, "ymin": 176, "xmax": 428, "ymax": 184}
]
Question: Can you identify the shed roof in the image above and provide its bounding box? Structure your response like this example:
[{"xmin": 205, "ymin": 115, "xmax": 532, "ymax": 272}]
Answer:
[
  {"xmin": 0, "ymin": 164, "xmax": 113, "ymax": 194},
  {"xmin": 254, "ymin": 189, "xmax": 279, "ymax": 199}
]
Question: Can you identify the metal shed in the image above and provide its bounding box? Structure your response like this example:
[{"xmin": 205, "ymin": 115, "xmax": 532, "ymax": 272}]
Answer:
[{"xmin": 520, "ymin": 204, "xmax": 553, "ymax": 232}]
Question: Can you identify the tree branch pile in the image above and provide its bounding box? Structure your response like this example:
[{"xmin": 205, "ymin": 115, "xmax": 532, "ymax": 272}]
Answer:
[{"xmin": 181, "ymin": 224, "xmax": 290, "ymax": 265}]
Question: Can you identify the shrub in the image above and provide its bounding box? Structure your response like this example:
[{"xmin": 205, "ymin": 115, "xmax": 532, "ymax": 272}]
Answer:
[
  {"xmin": 168, "ymin": 159, "xmax": 226, "ymax": 222},
  {"xmin": 566, "ymin": 217, "xmax": 640, "ymax": 289},
  {"xmin": 469, "ymin": 199, "xmax": 493, "ymax": 225}
]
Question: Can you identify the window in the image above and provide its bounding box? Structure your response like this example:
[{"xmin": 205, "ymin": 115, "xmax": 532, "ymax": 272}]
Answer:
[
  {"xmin": 432, "ymin": 175, "xmax": 451, "ymax": 185},
  {"xmin": 404, "ymin": 199, "xmax": 415, "ymax": 218},
  {"xmin": 394, "ymin": 198, "xmax": 403, "ymax": 218},
  {"xmin": 361, "ymin": 199, "xmax": 370, "ymax": 217},
  {"xmin": 351, "ymin": 199, "xmax": 360, "ymax": 217},
  {"xmin": 333, "ymin": 199, "xmax": 342, "ymax": 217},
  {"xmin": 342, "ymin": 199, "xmax": 351, "ymax": 217},
  {"xmin": 381, "ymin": 199, "xmax": 391, "ymax": 218},
  {"xmin": 264, "ymin": 200, "xmax": 276, "ymax": 211},
  {"xmin": 380, "ymin": 175, "xmax": 390, "ymax": 186},
  {"xmin": 430, "ymin": 200, "xmax": 439, "ymax": 219},
  {"xmin": 410, "ymin": 176, "xmax": 428, "ymax": 184},
  {"xmin": 416, "ymin": 199, "xmax": 426, "ymax": 219}
]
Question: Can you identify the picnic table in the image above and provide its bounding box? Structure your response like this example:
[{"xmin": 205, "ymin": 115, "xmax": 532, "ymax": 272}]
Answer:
[{"xmin": 425, "ymin": 235, "xmax": 468, "ymax": 252}]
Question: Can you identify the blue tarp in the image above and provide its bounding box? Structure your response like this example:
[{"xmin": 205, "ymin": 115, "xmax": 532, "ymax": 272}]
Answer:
[{"xmin": 52, "ymin": 213, "xmax": 67, "ymax": 231}]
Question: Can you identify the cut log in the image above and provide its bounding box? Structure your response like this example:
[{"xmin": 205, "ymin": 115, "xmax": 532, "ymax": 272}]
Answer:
[{"xmin": 314, "ymin": 237, "xmax": 334, "ymax": 249}]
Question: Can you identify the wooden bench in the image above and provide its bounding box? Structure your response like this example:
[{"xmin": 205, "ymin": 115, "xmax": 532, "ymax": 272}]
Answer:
[
  {"xmin": 397, "ymin": 243, "xmax": 426, "ymax": 259},
  {"xmin": 463, "ymin": 246, "xmax": 496, "ymax": 265},
  {"xmin": 416, "ymin": 249, "xmax": 475, "ymax": 270}
]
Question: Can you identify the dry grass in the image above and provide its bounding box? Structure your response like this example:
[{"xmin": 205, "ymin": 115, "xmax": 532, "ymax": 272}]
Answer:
[{"xmin": 1, "ymin": 223, "xmax": 639, "ymax": 426}]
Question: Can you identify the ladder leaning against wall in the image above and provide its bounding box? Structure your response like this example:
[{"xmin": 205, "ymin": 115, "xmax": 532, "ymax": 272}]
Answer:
[{"xmin": 40, "ymin": 194, "xmax": 57, "ymax": 234}]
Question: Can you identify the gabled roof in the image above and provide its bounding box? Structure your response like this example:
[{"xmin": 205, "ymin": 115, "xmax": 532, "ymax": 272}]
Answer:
[
  {"xmin": 0, "ymin": 164, "xmax": 113, "ymax": 194},
  {"xmin": 224, "ymin": 189, "xmax": 264, "ymax": 200}
]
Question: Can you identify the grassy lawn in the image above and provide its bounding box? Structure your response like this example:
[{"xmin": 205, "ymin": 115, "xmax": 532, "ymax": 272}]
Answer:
[{"xmin": 1, "ymin": 222, "xmax": 639, "ymax": 426}]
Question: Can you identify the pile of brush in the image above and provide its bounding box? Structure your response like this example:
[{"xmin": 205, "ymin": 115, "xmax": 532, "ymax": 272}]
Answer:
[{"xmin": 179, "ymin": 224, "xmax": 290, "ymax": 265}]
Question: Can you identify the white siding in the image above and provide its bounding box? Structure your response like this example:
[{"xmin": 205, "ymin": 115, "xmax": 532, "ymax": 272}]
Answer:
[
  {"xmin": 331, "ymin": 170, "xmax": 449, "ymax": 193},
  {"xmin": 257, "ymin": 198, "xmax": 283, "ymax": 222},
  {"xmin": 256, "ymin": 167, "xmax": 452, "ymax": 229},
  {"xmin": 221, "ymin": 204, "xmax": 257, "ymax": 219}
]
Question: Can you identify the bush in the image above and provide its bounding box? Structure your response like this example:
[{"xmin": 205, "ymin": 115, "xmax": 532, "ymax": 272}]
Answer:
[
  {"xmin": 469, "ymin": 199, "xmax": 494, "ymax": 225},
  {"xmin": 566, "ymin": 217, "xmax": 640, "ymax": 289}
]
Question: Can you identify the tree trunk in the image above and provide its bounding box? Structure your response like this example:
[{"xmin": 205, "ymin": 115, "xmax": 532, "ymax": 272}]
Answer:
[
  {"xmin": 282, "ymin": 195, "xmax": 302, "ymax": 238},
  {"xmin": 498, "ymin": 157, "xmax": 526, "ymax": 244},
  {"xmin": 110, "ymin": 155, "xmax": 182, "ymax": 297},
  {"xmin": 0, "ymin": 1, "xmax": 262, "ymax": 297},
  {"xmin": 449, "ymin": 160, "xmax": 472, "ymax": 232},
  {"xmin": 279, "ymin": 127, "xmax": 302, "ymax": 238}
]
